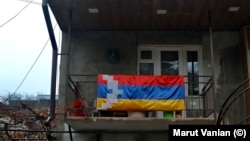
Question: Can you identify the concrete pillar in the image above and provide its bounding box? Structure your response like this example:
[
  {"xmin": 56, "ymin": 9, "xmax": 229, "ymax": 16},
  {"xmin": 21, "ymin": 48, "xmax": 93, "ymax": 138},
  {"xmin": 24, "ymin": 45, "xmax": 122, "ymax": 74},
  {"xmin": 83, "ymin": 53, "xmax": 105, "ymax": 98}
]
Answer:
[{"xmin": 240, "ymin": 26, "xmax": 250, "ymax": 123}]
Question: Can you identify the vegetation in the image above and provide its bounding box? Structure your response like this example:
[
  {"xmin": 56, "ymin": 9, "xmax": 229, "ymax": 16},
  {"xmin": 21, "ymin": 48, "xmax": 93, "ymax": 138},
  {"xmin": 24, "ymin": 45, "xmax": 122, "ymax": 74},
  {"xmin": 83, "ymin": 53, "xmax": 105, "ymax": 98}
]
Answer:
[{"xmin": 0, "ymin": 93, "xmax": 60, "ymax": 140}]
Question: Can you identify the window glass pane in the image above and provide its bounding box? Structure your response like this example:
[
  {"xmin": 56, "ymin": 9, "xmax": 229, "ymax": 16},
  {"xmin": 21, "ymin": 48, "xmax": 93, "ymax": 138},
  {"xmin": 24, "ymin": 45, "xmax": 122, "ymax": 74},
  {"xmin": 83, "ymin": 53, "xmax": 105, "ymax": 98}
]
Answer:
[
  {"xmin": 141, "ymin": 50, "xmax": 152, "ymax": 59},
  {"xmin": 139, "ymin": 63, "xmax": 154, "ymax": 75},
  {"xmin": 187, "ymin": 51, "xmax": 199, "ymax": 95},
  {"xmin": 161, "ymin": 51, "xmax": 179, "ymax": 75}
]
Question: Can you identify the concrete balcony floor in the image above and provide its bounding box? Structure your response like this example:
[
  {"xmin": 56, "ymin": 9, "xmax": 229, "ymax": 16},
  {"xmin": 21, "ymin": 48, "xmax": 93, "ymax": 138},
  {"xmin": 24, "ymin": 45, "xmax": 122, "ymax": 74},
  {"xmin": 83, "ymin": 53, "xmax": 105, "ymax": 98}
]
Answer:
[{"xmin": 65, "ymin": 116, "xmax": 216, "ymax": 132}]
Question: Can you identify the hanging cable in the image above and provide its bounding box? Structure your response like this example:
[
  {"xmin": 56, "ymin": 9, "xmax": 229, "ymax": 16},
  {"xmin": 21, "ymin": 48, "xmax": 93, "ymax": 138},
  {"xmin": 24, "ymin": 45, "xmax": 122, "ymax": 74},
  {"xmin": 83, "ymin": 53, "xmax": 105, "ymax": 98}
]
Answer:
[
  {"xmin": 16, "ymin": 0, "xmax": 41, "ymax": 5},
  {"xmin": 0, "ymin": 0, "xmax": 33, "ymax": 28},
  {"xmin": 13, "ymin": 24, "xmax": 58, "ymax": 95}
]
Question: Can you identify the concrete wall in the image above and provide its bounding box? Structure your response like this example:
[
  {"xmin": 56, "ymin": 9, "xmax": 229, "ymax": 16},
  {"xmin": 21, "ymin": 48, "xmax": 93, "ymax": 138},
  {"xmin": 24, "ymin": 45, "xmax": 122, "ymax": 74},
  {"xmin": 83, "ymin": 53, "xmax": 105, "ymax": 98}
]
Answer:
[
  {"xmin": 61, "ymin": 126, "xmax": 168, "ymax": 141},
  {"xmin": 57, "ymin": 30, "xmax": 243, "ymax": 141},
  {"xmin": 211, "ymin": 32, "xmax": 243, "ymax": 110}
]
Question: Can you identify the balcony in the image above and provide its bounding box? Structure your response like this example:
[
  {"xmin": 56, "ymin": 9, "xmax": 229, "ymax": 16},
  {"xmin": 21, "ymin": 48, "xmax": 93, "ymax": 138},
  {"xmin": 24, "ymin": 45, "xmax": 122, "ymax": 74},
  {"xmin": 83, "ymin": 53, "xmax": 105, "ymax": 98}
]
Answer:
[{"xmin": 65, "ymin": 74, "xmax": 216, "ymax": 131}]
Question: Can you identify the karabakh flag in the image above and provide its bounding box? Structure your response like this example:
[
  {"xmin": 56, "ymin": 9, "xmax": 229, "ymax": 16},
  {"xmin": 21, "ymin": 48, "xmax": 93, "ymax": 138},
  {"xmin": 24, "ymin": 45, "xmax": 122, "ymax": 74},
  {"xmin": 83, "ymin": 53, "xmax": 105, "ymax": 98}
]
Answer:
[{"xmin": 97, "ymin": 74, "xmax": 185, "ymax": 111}]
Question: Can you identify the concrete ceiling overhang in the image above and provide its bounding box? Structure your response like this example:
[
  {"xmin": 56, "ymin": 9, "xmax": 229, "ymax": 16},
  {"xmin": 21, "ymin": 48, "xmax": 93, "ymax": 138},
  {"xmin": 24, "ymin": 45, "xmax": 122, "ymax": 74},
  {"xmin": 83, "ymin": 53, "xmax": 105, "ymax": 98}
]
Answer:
[{"xmin": 47, "ymin": 0, "xmax": 250, "ymax": 31}]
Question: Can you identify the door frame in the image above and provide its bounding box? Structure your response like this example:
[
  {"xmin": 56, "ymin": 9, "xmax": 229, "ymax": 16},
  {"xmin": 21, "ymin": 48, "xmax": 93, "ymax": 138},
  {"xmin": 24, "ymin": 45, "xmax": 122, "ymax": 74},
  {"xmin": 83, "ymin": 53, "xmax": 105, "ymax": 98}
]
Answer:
[{"xmin": 138, "ymin": 45, "xmax": 203, "ymax": 118}]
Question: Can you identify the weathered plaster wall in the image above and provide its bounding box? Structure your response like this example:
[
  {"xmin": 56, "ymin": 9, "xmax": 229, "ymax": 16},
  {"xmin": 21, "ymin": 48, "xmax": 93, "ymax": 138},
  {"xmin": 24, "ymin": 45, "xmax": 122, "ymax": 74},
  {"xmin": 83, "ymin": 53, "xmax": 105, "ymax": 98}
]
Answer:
[
  {"xmin": 212, "ymin": 32, "xmax": 242, "ymax": 110},
  {"xmin": 69, "ymin": 31, "xmax": 137, "ymax": 75}
]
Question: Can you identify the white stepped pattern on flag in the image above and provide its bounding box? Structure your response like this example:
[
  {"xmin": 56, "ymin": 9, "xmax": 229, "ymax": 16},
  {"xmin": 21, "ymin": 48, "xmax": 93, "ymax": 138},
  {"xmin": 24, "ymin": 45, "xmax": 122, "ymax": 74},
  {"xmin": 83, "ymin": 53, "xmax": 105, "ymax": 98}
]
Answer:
[{"xmin": 101, "ymin": 75, "xmax": 123, "ymax": 109}]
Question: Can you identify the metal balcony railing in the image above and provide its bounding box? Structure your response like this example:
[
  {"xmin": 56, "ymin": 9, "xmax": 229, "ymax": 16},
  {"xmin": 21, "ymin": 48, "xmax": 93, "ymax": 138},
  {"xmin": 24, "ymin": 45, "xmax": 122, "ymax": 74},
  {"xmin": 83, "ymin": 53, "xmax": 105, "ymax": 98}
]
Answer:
[
  {"xmin": 217, "ymin": 78, "xmax": 250, "ymax": 125},
  {"xmin": 67, "ymin": 74, "xmax": 214, "ymax": 118},
  {"xmin": 184, "ymin": 75, "xmax": 214, "ymax": 118}
]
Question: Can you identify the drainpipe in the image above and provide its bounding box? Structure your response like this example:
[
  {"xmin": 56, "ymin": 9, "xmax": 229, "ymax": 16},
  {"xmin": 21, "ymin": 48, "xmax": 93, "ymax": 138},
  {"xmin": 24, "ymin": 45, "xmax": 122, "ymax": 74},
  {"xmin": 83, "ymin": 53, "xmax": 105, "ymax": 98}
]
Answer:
[
  {"xmin": 208, "ymin": 10, "xmax": 217, "ymax": 122},
  {"xmin": 42, "ymin": 0, "xmax": 58, "ymax": 124}
]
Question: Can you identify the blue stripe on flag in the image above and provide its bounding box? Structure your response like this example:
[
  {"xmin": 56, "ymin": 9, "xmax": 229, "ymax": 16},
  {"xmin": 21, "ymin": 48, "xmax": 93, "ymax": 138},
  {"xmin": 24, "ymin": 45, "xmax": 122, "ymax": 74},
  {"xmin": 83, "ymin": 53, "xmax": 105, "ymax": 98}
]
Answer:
[{"xmin": 97, "ymin": 84, "xmax": 184, "ymax": 100}]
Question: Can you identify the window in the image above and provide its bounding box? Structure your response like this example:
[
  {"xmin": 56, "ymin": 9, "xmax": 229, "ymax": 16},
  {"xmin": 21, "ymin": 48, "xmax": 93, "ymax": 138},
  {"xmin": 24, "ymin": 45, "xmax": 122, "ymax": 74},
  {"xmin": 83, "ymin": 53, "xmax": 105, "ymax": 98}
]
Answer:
[
  {"xmin": 187, "ymin": 51, "xmax": 199, "ymax": 95},
  {"xmin": 138, "ymin": 45, "xmax": 202, "ymax": 96}
]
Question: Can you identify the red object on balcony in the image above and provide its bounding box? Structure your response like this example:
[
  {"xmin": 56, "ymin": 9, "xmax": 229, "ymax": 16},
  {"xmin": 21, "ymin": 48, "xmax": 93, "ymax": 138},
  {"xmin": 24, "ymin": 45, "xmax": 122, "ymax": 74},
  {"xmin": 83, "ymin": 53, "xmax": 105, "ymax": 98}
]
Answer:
[{"xmin": 73, "ymin": 100, "xmax": 85, "ymax": 116}]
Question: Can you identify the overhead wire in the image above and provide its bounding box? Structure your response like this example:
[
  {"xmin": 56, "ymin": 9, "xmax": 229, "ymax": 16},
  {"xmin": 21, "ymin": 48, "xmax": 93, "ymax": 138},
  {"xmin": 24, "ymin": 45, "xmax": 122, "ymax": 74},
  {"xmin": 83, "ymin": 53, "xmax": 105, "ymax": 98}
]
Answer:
[
  {"xmin": 16, "ymin": 0, "xmax": 41, "ymax": 5},
  {"xmin": 0, "ymin": 0, "xmax": 59, "ymax": 96},
  {"xmin": 13, "ymin": 24, "xmax": 58, "ymax": 95},
  {"xmin": 0, "ymin": 0, "xmax": 62, "ymax": 139},
  {"xmin": 0, "ymin": 0, "xmax": 33, "ymax": 28}
]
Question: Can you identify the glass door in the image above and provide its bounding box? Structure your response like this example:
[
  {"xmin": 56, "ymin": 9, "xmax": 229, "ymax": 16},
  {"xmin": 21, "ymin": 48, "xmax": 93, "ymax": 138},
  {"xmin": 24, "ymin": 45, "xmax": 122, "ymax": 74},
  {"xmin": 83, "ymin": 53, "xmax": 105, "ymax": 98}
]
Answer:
[
  {"xmin": 156, "ymin": 48, "xmax": 183, "ymax": 118},
  {"xmin": 159, "ymin": 50, "xmax": 182, "ymax": 75}
]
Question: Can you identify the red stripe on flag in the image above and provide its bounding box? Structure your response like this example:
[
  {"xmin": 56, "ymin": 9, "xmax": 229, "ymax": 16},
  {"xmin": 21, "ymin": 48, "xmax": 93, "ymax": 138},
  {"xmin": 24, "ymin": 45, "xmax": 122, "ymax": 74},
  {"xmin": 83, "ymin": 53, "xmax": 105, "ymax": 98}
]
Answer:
[{"xmin": 98, "ymin": 74, "xmax": 184, "ymax": 86}]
